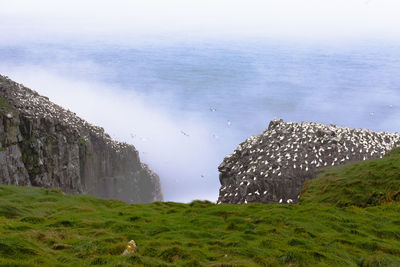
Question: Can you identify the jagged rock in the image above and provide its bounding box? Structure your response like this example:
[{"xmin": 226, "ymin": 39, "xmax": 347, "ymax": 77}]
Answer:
[
  {"xmin": 0, "ymin": 75, "xmax": 163, "ymax": 203},
  {"xmin": 217, "ymin": 119, "xmax": 400, "ymax": 204}
]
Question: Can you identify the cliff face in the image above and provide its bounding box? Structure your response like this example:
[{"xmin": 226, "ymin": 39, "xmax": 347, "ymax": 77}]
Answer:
[
  {"xmin": 218, "ymin": 119, "xmax": 400, "ymax": 204},
  {"xmin": 0, "ymin": 75, "xmax": 163, "ymax": 203}
]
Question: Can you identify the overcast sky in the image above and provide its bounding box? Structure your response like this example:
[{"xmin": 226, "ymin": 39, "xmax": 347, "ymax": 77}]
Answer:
[{"xmin": 1, "ymin": 0, "xmax": 400, "ymax": 44}]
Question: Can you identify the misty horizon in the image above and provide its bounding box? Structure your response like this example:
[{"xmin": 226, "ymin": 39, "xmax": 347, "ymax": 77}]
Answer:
[{"xmin": 1, "ymin": 0, "xmax": 400, "ymax": 202}]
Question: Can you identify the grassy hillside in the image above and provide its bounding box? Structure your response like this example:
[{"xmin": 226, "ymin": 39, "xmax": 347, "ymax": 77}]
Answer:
[
  {"xmin": 1, "ymin": 148, "xmax": 400, "ymax": 266},
  {"xmin": 300, "ymin": 147, "xmax": 400, "ymax": 207}
]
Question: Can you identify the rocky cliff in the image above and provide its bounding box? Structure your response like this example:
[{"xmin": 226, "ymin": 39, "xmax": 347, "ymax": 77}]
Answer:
[
  {"xmin": 218, "ymin": 119, "xmax": 400, "ymax": 204},
  {"xmin": 0, "ymin": 75, "xmax": 163, "ymax": 203}
]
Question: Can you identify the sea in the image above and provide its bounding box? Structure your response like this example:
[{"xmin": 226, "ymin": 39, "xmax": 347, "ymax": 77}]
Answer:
[{"xmin": 1, "ymin": 40, "xmax": 399, "ymax": 202}]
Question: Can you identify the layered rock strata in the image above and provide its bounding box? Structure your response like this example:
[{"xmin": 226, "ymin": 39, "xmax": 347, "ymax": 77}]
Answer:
[
  {"xmin": 0, "ymin": 75, "xmax": 162, "ymax": 203},
  {"xmin": 218, "ymin": 119, "xmax": 400, "ymax": 204}
]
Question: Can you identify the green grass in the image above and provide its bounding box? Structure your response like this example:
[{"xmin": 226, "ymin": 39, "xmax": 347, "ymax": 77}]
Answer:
[
  {"xmin": 300, "ymin": 147, "xmax": 400, "ymax": 207},
  {"xmin": 1, "ymin": 148, "xmax": 400, "ymax": 266},
  {"xmin": 0, "ymin": 96, "xmax": 16, "ymax": 117}
]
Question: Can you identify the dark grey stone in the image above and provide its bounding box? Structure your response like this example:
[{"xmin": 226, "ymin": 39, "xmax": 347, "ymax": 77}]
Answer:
[
  {"xmin": 217, "ymin": 119, "xmax": 400, "ymax": 204},
  {"xmin": 0, "ymin": 75, "xmax": 162, "ymax": 203}
]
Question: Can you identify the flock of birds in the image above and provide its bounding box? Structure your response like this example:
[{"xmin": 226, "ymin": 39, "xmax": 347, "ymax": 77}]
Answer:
[
  {"xmin": 129, "ymin": 106, "xmax": 228, "ymax": 158},
  {"xmin": 2, "ymin": 77, "xmax": 131, "ymax": 154},
  {"xmin": 217, "ymin": 119, "xmax": 400, "ymax": 205},
  {"xmin": 3, "ymin": 75, "xmax": 399, "ymax": 205}
]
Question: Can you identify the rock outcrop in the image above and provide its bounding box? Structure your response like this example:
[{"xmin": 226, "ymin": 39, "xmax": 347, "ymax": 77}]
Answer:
[
  {"xmin": 218, "ymin": 119, "xmax": 400, "ymax": 204},
  {"xmin": 0, "ymin": 75, "xmax": 163, "ymax": 203}
]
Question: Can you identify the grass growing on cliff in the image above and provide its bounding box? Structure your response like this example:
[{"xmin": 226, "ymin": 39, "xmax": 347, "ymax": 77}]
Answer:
[
  {"xmin": 301, "ymin": 147, "xmax": 400, "ymax": 207},
  {"xmin": 1, "ymin": 148, "xmax": 400, "ymax": 266},
  {"xmin": 0, "ymin": 96, "xmax": 16, "ymax": 117}
]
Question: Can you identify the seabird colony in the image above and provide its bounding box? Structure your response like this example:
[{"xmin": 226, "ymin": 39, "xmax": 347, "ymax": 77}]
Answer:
[
  {"xmin": 217, "ymin": 119, "xmax": 400, "ymax": 205},
  {"xmin": 1, "ymin": 76, "xmax": 130, "ymax": 154}
]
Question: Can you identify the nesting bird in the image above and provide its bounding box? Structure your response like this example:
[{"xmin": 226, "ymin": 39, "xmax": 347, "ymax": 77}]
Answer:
[
  {"xmin": 1, "ymin": 78, "xmax": 132, "ymax": 155},
  {"xmin": 217, "ymin": 119, "xmax": 400, "ymax": 205}
]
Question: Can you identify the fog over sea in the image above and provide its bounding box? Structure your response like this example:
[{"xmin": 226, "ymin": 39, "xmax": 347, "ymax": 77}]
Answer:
[
  {"xmin": 1, "ymin": 40, "xmax": 399, "ymax": 202},
  {"xmin": 1, "ymin": 0, "xmax": 400, "ymax": 202}
]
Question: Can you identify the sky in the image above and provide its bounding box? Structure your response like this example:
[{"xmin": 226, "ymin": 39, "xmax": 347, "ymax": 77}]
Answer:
[
  {"xmin": 1, "ymin": 0, "xmax": 400, "ymax": 202},
  {"xmin": 1, "ymin": 0, "xmax": 400, "ymax": 44}
]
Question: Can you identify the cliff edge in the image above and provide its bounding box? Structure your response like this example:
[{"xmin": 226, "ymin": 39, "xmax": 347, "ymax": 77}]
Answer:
[
  {"xmin": 0, "ymin": 75, "xmax": 163, "ymax": 203},
  {"xmin": 218, "ymin": 119, "xmax": 400, "ymax": 204}
]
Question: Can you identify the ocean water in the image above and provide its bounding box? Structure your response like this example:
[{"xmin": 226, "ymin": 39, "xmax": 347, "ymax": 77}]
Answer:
[{"xmin": 1, "ymin": 40, "xmax": 399, "ymax": 202}]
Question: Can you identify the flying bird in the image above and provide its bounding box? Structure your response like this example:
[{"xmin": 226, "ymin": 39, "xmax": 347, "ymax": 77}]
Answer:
[{"xmin": 181, "ymin": 130, "xmax": 190, "ymax": 137}]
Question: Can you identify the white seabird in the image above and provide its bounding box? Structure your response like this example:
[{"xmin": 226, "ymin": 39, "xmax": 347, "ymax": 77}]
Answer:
[{"xmin": 181, "ymin": 130, "xmax": 190, "ymax": 137}]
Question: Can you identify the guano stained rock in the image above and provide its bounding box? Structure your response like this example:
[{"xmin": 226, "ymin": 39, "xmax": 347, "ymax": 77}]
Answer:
[
  {"xmin": 218, "ymin": 119, "xmax": 400, "ymax": 204},
  {"xmin": 0, "ymin": 75, "xmax": 162, "ymax": 203}
]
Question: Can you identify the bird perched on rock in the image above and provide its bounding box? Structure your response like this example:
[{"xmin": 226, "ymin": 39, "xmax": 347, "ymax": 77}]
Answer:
[{"xmin": 217, "ymin": 119, "xmax": 400, "ymax": 205}]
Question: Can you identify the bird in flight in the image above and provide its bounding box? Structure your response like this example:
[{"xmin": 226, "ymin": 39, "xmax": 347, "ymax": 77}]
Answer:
[{"xmin": 181, "ymin": 130, "xmax": 190, "ymax": 137}]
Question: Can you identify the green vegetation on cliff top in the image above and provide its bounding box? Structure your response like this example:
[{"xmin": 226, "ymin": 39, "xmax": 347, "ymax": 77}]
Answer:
[{"xmin": 1, "ymin": 147, "xmax": 400, "ymax": 266}]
